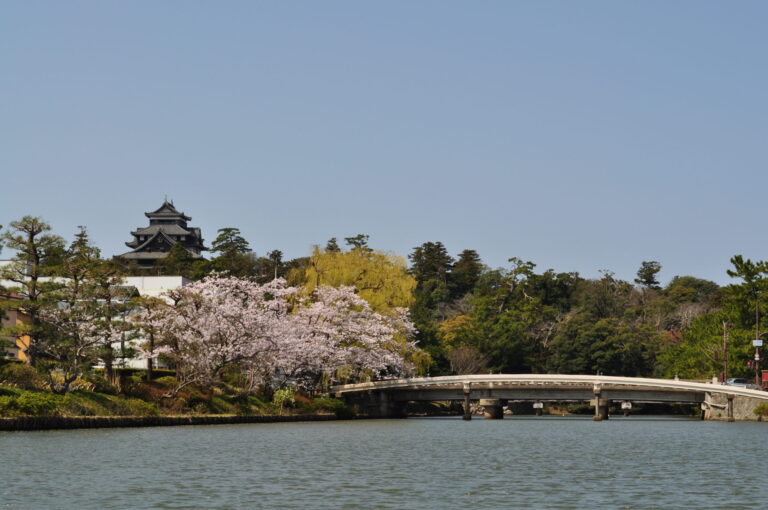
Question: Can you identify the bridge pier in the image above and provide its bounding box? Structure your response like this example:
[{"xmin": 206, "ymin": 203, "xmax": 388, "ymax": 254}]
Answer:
[
  {"xmin": 592, "ymin": 398, "xmax": 609, "ymax": 421},
  {"xmin": 333, "ymin": 374, "xmax": 768, "ymax": 422},
  {"xmin": 480, "ymin": 399, "xmax": 504, "ymax": 419},
  {"xmin": 727, "ymin": 394, "xmax": 735, "ymax": 422},
  {"xmin": 463, "ymin": 383, "xmax": 472, "ymax": 421}
]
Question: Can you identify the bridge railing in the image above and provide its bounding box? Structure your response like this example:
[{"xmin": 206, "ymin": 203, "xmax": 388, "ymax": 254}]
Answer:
[{"xmin": 331, "ymin": 374, "xmax": 768, "ymax": 401}]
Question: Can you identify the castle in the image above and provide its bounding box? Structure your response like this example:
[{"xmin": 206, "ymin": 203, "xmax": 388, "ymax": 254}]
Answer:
[{"xmin": 115, "ymin": 200, "xmax": 207, "ymax": 269}]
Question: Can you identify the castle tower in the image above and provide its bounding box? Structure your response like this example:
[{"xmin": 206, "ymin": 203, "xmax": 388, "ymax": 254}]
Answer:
[{"xmin": 116, "ymin": 200, "xmax": 207, "ymax": 269}]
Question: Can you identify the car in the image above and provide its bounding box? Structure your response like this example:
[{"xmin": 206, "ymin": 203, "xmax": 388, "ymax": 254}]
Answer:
[{"xmin": 726, "ymin": 378, "xmax": 752, "ymax": 388}]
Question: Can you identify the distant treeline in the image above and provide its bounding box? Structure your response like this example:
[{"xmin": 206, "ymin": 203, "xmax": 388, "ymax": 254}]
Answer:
[{"xmin": 2, "ymin": 217, "xmax": 766, "ymax": 386}]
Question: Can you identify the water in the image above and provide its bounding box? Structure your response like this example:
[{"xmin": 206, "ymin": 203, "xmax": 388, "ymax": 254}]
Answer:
[{"xmin": 1, "ymin": 416, "xmax": 765, "ymax": 509}]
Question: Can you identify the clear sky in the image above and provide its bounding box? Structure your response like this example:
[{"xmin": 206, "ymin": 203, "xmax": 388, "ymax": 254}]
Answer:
[{"xmin": 2, "ymin": 1, "xmax": 766, "ymax": 285}]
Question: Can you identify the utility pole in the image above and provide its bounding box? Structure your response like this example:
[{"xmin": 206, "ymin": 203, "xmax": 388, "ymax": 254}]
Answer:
[
  {"xmin": 723, "ymin": 321, "xmax": 730, "ymax": 383},
  {"xmin": 755, "ymin": 293, "xmax": 762, "ymax": 386}
]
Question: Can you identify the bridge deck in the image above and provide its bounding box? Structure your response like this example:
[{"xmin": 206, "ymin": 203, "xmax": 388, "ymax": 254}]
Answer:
[{"xmin": 331, "ymin": 374, "xmax": 768, "ymax": 403}]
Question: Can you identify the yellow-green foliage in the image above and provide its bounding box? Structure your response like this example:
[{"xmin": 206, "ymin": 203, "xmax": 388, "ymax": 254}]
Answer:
[
  {"xmin": 300, "ymin": 246, "xmax": 416, "ymax": 313},
  {"xmin": 273, "ymin": 387, "xmax": 296, "ymax": 408},
  {"xmin": 298, "ymin": 247, "xmax": 430, "ymax": 373}
]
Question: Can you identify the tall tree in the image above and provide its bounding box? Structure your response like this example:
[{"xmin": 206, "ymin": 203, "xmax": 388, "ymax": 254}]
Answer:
[
  {"xmin": 325, "ymin": 238, "xmax": 341, "ymax": 253},
  {"xmin": 268, "ymin": 250, "xmax": 283, "ymax": 280},
  {"xmin": 409, "ymin": 242, "xmax": 454, "ymax": 284},
  {"xmin": 450, "ymin": 249, "xmax": 483, "ymax": 298},
  {"xmin": 208, "ymin": 227, "xmax": 258, "ymax": 278},
  {"xmin": 344, "ymin": 234, "xmax": 370, "ymax": 251},
  {"xmin": 0, "ymin": 217, "xmax": 66, "ymax": 364},
  {"xmin": 635, "ymin": 261, "xmax": 662, "ymax": 290},
  {"xmin": 129, "ymin": 295, "xmax": 166, "ymax": 380},
  {"xmin": 211, "ymin": 227, "xmax": 250, "ymax": 255},
  {"xmin": 302, "ymin": 246, "xmax": 415, "ymax": 313},
  {"xmin": 300, "ymin": 246, "xmax": 426, "ymax": 373},
  {"xmin": 30, "ymin": 227, "xmax": 133, "ymax": 391},
  {"xmin": 725, "ymin": 255, "xmax": 768, "ymax": 328}
]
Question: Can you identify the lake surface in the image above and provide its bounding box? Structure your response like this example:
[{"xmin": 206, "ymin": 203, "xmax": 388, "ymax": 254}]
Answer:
[{"xmin": 1, "ymin": 416, "xmax": 765, "ymax": 509}]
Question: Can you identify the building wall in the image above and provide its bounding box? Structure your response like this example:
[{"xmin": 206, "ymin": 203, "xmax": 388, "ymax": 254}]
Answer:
[
  {"xmin": 1, "ymin": 307, "xmax": 31, "ymax": 362},
  {"xmin": 122, "ymin": 276, "xmax": 190, "ymax": 297}
]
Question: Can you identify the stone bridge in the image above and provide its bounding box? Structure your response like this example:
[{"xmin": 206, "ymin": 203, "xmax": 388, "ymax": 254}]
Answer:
[{"xmin": 331, "ymin": 374, "xmax": 768, "ymax": 421}]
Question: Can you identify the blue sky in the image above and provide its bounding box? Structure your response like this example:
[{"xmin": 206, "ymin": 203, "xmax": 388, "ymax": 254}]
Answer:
[{"xmin": 2, "ymin": 1, "xmax": 767, "ymax": 285}]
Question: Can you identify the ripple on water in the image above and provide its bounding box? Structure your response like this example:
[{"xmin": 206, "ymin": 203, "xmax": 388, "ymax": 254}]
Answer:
[{"xmin": 1, "ymin": 417, "xmax": 766, "ymax": 509}]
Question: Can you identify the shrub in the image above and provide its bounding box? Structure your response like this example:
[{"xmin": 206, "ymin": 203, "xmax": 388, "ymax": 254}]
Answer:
[
  {"xmin": 61, "ymin": 394, "xmax": 100, "ymax": 416},
  {"xmin": 754, "ymin": 403, "xmax": 768, "ymax": 417},
  {"xmin": 0, "ymin": 363, "xmax": 43, "ymax": 390},
  {"xmin": 0, "ymin": 395, "xmax": 19, "ymax": 416},
  {"xmin": 0, "ymin": 387, "xmax": 20, "ymax": 397},
  {"xmin": 306, "ymin": 396, "xmax": 346, "ymax": 413},
  {"xmin": 207, "ymin": 396, "xmax": 236, "ymax": 414},
  {"xmin": 154, "ymin": 376, "xmax": 178, "ymax": 388},
  {"xmin": 14, "ymin": 392, "xmax": 62, "ymax": 416},
  {"xmin": 81, "ymin": 372, "xmax": 117, "ymax": 394},
  {"xmin": 230, "ymin": 394, "xmax": 267, "ymax": 415},
  {"xmin": 303, "ymin": 396, "xmax": 352, "ymax": 417},
  {"xmin": 273, "ymin": 387, "xmax": 296, "ymax": 415},
  {"xmin": 111, "ymin": 398, "xmax": 159, "ymax": 417}
]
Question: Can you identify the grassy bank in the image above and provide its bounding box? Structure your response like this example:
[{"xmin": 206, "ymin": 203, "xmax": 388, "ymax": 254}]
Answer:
[
  {"xmin": 0, "ymin": 385, "xmax": 350, "ymax": 419},
  {"xmin": 0, "ymin": 363, "xmax": 350, "ymax": 421}
]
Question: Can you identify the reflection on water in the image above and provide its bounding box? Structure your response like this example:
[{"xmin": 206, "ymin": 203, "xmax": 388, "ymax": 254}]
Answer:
[{"xmin": 1, "ymin": 417, "xmax": 765, "ymax": 509}]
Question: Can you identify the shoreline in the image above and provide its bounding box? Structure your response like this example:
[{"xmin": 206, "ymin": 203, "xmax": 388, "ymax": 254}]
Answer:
[{"xmin": 0, "ymin": 413, "xmax": 341, "ymax": 432}]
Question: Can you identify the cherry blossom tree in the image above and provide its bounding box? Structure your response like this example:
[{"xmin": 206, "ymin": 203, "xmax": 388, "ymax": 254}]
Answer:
[
  {"xmin": 144, "ymin": 276, "xmax": 294, "ymax": 391},
  {"xmin": 273, "ymin": 286, "xmax": 418, "ymax": 389},
  {"xmin": 136, "ymin": 276, "xmax": 420, "ymax": 394}
]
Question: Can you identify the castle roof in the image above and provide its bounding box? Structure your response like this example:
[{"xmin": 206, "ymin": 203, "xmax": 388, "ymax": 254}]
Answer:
[
  {"xmin": 116, "ymin": 200, "xmax": 207, "ymax": 267},
  {"xmin": 145, "ymin": 200, "xmax": 192, "ymax": 221},
  {"xmin": 131, "ymin": 224, "xmax": 192, "ymax": 237}
]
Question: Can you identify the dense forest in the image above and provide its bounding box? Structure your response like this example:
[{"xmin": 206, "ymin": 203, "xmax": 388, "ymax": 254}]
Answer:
[{"xmin": 2, "ymin": 216, "xmax": 767, "ymax": 390}]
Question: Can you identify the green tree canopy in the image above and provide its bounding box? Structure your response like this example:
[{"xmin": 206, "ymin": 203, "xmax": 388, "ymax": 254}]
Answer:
[
  {"xmin": 635, "ymin": 261, "xmax": 662, "ymax": 289},
  {"xmin": 0, "ymin": 216, "xmax": 66, "ymax": 364},
  {"xmin": 450, "ymin": 249, "xmax": 483, "ymax": 298},
  {"xmin": 409, "ymin": 242, "xmax": 453, "ymax": 284},
  {"xmin": 211, "ymin": 227, "xmax": 250, "ymax": 255}
]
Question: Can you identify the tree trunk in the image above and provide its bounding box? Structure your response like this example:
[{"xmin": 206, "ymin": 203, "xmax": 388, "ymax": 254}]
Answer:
[{"xmin": 146, "ymin": 333, "xmax": 155, "ymax": 381}]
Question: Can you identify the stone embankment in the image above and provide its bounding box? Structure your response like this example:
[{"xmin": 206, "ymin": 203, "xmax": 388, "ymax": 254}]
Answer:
[
  {"xmin": 704, "ymin": 392, "xmax": 764, "ymax": 422},
  {"xmin": 0, "ymin": 414, "xmax": 339, "ymax": 431}
]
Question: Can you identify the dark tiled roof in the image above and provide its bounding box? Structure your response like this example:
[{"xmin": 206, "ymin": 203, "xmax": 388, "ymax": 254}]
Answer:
[
  {"xmin": 116, "ymin": 201, "xmax": 209, "ymax": 264},
  {"xmin": 145, "ymin": 200, "xmax": 191, "ymax": 221},
  {"xmin": 116, "ymin": 250, "xmax": 204, "ymax": 260},
  {"xmin": 132, "ymin": 224, "xmax": 192, "ymax": 236}
]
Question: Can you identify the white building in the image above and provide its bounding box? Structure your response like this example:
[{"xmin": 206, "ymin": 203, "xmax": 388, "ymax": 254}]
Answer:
[
  {"xmin": 1, "ymin": 266, "xmax": 190, "ymax": 369},
  {"xmin": 122, "ymin": 276, "xmax": 190, "ymax": 298}
]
